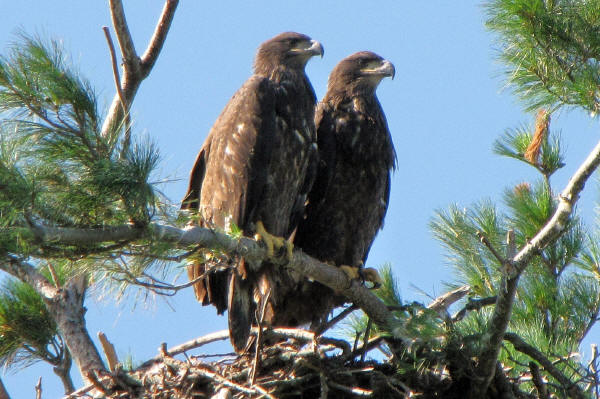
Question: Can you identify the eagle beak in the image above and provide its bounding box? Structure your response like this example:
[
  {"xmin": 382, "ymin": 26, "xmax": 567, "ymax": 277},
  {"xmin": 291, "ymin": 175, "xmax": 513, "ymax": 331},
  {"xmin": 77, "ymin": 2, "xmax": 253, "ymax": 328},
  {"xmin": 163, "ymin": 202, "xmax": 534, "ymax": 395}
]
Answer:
[
  {"xmin": 308, "ymin": 40, "xmax": 324, "ymax": 58},
  {"xmin": 379, "ymin": 60, "xmax": 395, "ymax": 79}
]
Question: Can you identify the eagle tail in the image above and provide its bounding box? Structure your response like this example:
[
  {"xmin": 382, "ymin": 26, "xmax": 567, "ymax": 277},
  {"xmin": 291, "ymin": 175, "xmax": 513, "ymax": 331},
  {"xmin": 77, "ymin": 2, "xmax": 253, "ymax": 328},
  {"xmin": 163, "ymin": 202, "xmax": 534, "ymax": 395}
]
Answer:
[{"xmin": 227, "ymin": 265, "xmax": 255, "ymax": 353}]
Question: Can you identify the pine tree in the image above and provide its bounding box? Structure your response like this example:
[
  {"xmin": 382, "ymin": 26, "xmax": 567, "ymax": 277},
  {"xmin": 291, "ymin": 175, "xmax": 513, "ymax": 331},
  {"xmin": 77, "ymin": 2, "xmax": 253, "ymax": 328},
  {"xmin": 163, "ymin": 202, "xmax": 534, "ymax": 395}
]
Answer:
[{"xmin": 1, "ymin": 0, "xmax": 600, "ymax": 398}]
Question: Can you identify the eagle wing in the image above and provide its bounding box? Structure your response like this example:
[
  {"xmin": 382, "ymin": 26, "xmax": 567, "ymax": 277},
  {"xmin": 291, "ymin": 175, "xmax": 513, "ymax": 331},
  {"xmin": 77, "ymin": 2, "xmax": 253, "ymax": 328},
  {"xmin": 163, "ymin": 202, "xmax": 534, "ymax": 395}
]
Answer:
[{"xmin": 181, "ymin": 76, "xmax": 278, "ymax": 335}]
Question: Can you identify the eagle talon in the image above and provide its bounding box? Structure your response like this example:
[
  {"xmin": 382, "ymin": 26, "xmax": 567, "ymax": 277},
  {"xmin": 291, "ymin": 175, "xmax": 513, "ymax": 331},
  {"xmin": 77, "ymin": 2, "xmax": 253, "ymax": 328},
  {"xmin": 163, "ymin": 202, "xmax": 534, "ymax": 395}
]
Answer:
[
  {"xmin": 255, "ymin": 221, "xmax": 293, "ymax": 264},
  {"xmin": 362, "ymin": 267, "xmax": 382, "ymax": 290},
  {"xmin": 340, "ymin": 264, "xmax": 381, "ymax": 290}
]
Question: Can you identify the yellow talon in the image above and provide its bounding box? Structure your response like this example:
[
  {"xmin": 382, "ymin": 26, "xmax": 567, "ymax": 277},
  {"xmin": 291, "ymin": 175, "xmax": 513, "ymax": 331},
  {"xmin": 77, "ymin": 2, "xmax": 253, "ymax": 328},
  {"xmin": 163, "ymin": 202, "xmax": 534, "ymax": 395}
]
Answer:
[
  {"xmin": 255, "ymin": 221, "xmax": 274, "ymax": 258},
  {"xmin": 254, "ymin": 221, "xmax": 293, "ymax": 263},
  {"xmin": 340, "ymin": 265, "xmax": 360, "ymax": 280}
]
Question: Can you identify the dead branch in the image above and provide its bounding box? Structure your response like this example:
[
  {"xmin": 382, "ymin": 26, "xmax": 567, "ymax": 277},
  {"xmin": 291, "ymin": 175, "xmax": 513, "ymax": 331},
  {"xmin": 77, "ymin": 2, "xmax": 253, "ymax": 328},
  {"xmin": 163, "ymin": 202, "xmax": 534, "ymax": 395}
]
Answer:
[
  {"xmin": 102, "ymin": 26, "xmax": 131, "ymax": 156},
  {"xmin": 427, "ymin": 285, "xmax": 470, "ymax": 317},
  {"xmin": 35, "ymin": 377, "xmax": 42, "ymax": 399},
  {"xmin": 101, "ymin": 0, "xmax": 179, "ymax": 137},
  {"xmin": 98, "ymin": 332, "xmax": 119, "ymax": 372}
]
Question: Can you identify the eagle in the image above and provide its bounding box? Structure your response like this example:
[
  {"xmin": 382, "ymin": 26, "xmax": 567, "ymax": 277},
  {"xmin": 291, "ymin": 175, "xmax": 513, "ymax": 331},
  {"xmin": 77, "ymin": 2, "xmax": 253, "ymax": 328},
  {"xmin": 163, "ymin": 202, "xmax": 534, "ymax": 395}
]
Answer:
[
  {"xmin": 181, "ymin": 32, "xmax": 323, "ymax": 352},
  {"xmin": 294, "ymin": 51, "xmax": 396, "ymax": 326}
]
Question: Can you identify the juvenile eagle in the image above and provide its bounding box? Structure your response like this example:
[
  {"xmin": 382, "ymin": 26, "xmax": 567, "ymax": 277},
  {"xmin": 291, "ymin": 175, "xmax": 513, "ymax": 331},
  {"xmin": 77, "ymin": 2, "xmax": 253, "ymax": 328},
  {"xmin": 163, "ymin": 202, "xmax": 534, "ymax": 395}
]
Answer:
[
  {"xmin": 294, "ymin": 51, "xmax": 396, "ymax": 325},
  {"xmin": 181, "ymin": 32, "xmax": 322, "ymax": 352}
]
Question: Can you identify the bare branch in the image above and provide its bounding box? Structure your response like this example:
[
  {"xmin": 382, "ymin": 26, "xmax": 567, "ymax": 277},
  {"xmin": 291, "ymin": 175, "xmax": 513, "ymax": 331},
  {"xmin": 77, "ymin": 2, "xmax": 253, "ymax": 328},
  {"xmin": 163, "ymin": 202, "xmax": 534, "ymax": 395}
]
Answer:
[
  {"xmin": 35, "ymin": 377, "xmax": 42, "ymax": 399},
  {"xmin": 140, "ymin": 0, "xmax": 179, "ymax": 76},
  {"xmin": 102, "ymin": 26, "xmax": 131, "ymax": 156},
  {"xmin": 108, "ymin": 0, "xmax": 139, "ymax": 70},
  {"xmin": 427, "ymin": 285, "xmax": 470, "ymax": 317},
  {"xmin": 505, "ymin": 333, "xmax": 585, "ymax": 399},
  {"xmin": 98, "ymin": 332, "xmax": 119, "ymax": 372},
  {"xmin": 101, "ymin": 0, "xmax": 179, "ymax": 137}
]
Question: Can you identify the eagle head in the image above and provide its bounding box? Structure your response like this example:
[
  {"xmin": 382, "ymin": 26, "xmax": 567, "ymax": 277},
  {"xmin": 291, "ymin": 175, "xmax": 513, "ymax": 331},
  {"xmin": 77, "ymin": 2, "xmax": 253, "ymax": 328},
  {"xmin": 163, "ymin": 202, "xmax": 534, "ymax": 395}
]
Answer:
[
  {"xmin": 328, "ymin": 51, "xmax": 394, "ymax": 97},
  {"xmin": 254, "ymin": 32, "xmax": 324, "ymax": 77}
]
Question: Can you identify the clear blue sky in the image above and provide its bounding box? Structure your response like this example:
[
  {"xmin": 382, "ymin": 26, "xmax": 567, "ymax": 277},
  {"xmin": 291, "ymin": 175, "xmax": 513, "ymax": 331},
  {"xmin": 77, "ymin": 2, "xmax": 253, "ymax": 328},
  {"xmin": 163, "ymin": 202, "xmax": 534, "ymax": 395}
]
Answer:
[{"xmin": 2, "ymin": 2, "xmax": 599, "ymax": 397}]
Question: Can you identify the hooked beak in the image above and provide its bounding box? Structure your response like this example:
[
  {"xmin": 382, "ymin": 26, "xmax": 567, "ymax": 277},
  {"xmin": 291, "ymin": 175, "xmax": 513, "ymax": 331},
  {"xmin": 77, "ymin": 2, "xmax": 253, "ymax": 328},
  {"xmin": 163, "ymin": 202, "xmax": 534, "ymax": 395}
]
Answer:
[
  {"xmin": 307, "ymin": 39, "xmax": 324, "ymax": 58},
  {"xmin": 379, "ymin": 60, "xmax": 395, "ymax": 79},
  {"xmin": 291, "ymin": 39, "xmax": 324, "ymax": 59}
]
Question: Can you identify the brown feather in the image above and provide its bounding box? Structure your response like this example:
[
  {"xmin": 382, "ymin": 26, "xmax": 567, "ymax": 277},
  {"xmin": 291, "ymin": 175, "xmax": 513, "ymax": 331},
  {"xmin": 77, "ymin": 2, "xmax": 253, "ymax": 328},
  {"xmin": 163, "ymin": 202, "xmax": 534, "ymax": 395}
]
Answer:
[
  {"xmin": 181, "ymin": 32, "xmax": 320, "ymax": 351},
  {"xmin": 293, "ymin": 52, "xmax": 396, "ymax": 326}
]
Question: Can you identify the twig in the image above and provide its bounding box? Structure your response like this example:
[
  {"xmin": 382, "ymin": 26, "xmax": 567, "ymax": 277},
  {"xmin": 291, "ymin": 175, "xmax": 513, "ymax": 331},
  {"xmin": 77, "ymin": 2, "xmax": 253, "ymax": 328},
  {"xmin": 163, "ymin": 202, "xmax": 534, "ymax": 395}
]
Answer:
[
  {"xmin": 476, "ymin": 231, "xmax": 506, "ymax": 264},
  {"xmin": 361, "ymin": 319, "xmax": 372, "ymax": 362},
  {"xmin": 35, "ymin": 377, "xmax": 42, "ymax": 399},
  {"xmin": 347, "ymin": 336, "xmax": 386, "ymax": 361},
  {"xmin": 98, "ymin": 332, "xmax": 119, "ymax": 372},
  {"xmin": 46, "ymin": 263, "xmax": 61, "ymax": 288},
  {"xmin": 589, "ymin": 344, "xmax": 599, "ymax": 399},
  {"xmin": 142, "ymin": 330, "xmax": 230, "ymax": 366},
  {"xmin": 452, "ymin": 296, "xmax": 497, "ymax": 322},
  {"xmin": 328, "ymin": 381, "xmax": 372, "ymax": 397},
  {"xmin": 529, "ymin": 361, "xmax": 550, "ymax": 399},
  {"xmin": 250, "ymin": 289, "xmax": 271, "ymax": 384},
  {"xmin": 315, "ymin": 305, "xmax": 357, "ymax": 335},
  {"xmin": 504, "ymin": 332, "xmax": 586, "ymax": 399},
  {"xmin": 192, "ymin": 366, "xmax": 277, "ymax": 399},
  {"xmin": 319, "ymin": 373, "xmax": 329, "ymax": 399},
  {"xmin": 102, "ymin": 26, "xmax": 131, "ymax": 156},
  {"xmin": 85, "ymin": 371, "xmax": 108, "ymax": 394}
]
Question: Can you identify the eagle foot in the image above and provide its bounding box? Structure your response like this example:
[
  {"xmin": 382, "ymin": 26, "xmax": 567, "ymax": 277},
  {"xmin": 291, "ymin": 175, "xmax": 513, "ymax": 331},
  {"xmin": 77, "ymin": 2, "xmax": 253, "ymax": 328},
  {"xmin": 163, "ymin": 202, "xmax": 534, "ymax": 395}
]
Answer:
[
  {"xmin": 339, "ymin": 264, "xmax": 382, "ymax": 289},
  {"xmin": 254, "ymin": 221, "xmax": 293, "ymax": 264}
]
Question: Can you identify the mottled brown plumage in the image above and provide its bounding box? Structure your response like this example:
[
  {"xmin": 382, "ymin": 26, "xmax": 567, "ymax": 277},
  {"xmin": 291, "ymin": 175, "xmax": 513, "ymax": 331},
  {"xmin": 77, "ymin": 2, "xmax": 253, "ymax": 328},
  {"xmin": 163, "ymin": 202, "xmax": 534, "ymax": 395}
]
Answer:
[
  {"xmin": 294, "ymin": 51, "xmax": 396, "ymax": 326},
  {"xmin": 181, "ymin": 32, "xmax": 322, "ymax": 352}
]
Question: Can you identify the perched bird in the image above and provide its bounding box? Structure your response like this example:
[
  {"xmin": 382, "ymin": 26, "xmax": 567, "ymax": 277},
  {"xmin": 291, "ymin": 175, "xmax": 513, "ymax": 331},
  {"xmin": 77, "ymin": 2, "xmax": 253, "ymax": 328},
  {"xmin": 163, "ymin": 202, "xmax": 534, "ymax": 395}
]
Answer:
[
  {"xmin": 181, "ymin": 32, "xmax": 322, "ymax": 352},
  {"xmin": 294, "ymin": 51, "xmax": 396, "ymax": 326}
]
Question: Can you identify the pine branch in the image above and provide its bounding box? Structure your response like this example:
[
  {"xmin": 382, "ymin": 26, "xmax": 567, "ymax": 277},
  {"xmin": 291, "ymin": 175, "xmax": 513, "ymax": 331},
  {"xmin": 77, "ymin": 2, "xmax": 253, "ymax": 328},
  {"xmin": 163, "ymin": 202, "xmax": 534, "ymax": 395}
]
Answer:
[
  {"xmin": 26, "ymin": 222, "xmax": 397, "ymax": 332},
  {"xmin": 472, "ymin": 135, "xmax": 600, "ymax": 397},
  {"xmin": 505, "ymin": 332, "xmax": 585, "ymax": 399},
  {"xmin": 101, "ymin": 0, "xmax": 179, "ymax": 138}
]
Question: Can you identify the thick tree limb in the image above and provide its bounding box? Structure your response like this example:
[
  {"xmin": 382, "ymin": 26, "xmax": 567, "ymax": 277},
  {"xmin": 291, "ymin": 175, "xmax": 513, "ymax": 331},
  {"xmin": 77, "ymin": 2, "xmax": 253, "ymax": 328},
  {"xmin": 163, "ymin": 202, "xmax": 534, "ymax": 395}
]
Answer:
[
  {"xmin": 0, "ymin": 256, "xmax": 105, "ymax": 384},
  {"xmin": 505, "ymin": 333, "xmax": 585, "ymax": 399},
  {"xmin": 101, "ymin": 0, "xmax": 179, "ymax": 137},
  {"xmin": 472, "ymin": 137, "xmax": 600, "ymax": 397},
  {"xmin": 28, "ymin": 222, "xmax": 397, "ymax": 330}
]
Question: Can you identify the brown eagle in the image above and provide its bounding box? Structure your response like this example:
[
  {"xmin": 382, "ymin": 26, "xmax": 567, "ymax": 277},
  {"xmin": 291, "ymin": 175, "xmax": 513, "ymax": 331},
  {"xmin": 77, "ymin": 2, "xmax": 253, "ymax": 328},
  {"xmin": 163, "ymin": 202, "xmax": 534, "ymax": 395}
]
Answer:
[
  {"xmin": 181, "ymin": 32, "xmax": 322, "ymax": 352},
  {"xmin": 294, "ymin": 51, "xmax": 396, "ymax": 326}
]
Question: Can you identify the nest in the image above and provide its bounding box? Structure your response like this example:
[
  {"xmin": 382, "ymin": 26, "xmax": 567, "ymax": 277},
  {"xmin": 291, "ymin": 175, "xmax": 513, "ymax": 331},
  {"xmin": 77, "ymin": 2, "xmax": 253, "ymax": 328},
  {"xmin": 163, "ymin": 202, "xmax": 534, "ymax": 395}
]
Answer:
[{"xmin": 66, "ymin": 328, "xmax": 409, "ymax": 399}]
